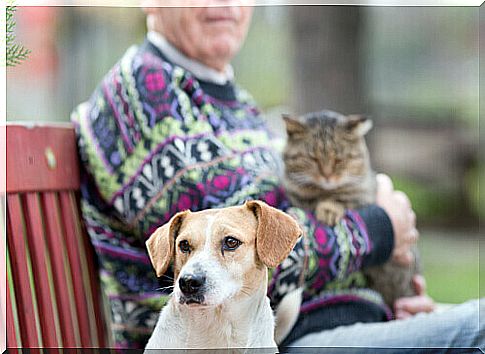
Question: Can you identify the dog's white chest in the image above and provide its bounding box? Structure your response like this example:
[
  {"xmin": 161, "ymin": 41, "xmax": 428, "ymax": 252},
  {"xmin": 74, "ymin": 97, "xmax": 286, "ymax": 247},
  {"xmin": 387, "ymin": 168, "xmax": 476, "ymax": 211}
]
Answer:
[{"xmin": 145, "ymin": 298, "xmax": 277, "ymax": 350}]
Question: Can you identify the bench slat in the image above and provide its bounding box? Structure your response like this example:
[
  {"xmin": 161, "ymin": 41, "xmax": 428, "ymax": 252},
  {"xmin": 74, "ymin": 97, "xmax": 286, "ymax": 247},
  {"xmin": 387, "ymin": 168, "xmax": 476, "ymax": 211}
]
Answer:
[
  {"xmin": 23, "ymin": 192, "xmax": 64, "ymax": 347},
  {"xmin": 68, "ymin": 192, "xmax": 109, "ymax": 347},
  {"xmin": 58, "ymin": 191, "xmax": 98, "ymax": 347},
  {"xmin": 41, "ymin": 192, "xmax": 81, "ymax": 347},
  {"xmin": 7, "ymin": 194, "xmax": 43, "ymax": 347},
  {"xmin": 7, "ymin": 248, "xmax": 22, "ymax": 348},
  {"xmin": 0, "ymin": 196, "xmax": 7, "ymax": 351}
]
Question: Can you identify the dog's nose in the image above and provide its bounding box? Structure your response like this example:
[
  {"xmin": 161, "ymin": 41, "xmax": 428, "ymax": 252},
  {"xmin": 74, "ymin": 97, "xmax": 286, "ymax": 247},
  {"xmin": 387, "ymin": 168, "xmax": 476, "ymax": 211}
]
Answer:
[{"xmin": 179, "ymin": 274, "xmax": 206, "ymax": 295}]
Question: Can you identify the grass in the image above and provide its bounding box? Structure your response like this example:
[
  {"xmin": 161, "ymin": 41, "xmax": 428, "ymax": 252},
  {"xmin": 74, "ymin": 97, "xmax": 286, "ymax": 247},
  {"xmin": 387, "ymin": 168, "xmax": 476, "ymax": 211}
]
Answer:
[{"xmin": 418, "ymin": 230, "xmax": 482, "ymax": 303}]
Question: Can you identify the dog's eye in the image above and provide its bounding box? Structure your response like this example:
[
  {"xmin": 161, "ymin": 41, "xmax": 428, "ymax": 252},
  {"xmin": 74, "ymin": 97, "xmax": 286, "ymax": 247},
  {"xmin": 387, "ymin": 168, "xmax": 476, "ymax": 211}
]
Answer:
[
  {"xmin": 222, "ymin": 236, "xmax": 241, "ymax": 251},
  {"xmin": 179, "ymin": 240, "xmax": 191, "ymax": 253}
]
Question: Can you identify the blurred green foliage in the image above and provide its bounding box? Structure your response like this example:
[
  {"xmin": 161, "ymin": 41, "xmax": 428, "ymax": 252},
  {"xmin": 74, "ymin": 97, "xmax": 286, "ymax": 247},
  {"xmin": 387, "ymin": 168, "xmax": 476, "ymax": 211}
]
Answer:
[
  {"xmin": 391, "ymin": 175, "xmax": 481, "ymax": 303},
  {"xmin": 419, "ymin": 232, "xmax": 481, "ymax": 303},
  {"xmin": 465, "ymin": 164, "xmax": 484, "ymax": 219},
  {"xmin": 392, "ymin": 177, "xmax": 457, "ymax": 222}
]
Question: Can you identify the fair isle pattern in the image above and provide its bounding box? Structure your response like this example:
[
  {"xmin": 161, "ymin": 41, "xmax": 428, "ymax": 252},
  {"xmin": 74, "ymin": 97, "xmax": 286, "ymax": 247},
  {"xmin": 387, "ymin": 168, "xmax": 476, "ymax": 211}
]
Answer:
[{"xmin": 73, "ymin": 41, "xmax": 385, "ymax": 348}]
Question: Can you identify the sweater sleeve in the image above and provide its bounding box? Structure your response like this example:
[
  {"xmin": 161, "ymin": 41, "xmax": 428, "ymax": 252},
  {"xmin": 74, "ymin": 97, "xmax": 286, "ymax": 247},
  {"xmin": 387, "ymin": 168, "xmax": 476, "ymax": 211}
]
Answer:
[
  {"xmin": 357, "ymin": 205, "xmax": 394, "ymax": 268},
  {"xmin": 267, "ymin": 203, "xmax": 394, "ymax": 307}
]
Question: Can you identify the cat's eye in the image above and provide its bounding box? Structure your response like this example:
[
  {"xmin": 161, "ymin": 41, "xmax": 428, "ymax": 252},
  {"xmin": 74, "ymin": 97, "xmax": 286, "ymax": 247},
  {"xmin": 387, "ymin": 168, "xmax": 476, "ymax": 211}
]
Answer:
[
  {"xmin": 222, "ymin": 236, "xmax": 242, "ymax": 252},
  {"xmin": 179, "ymin": 240, "xmax": 191, "ymax": 253},
  {"xmin": 309, "ymin": 156, "xmax": 319, "ymax": 163}
]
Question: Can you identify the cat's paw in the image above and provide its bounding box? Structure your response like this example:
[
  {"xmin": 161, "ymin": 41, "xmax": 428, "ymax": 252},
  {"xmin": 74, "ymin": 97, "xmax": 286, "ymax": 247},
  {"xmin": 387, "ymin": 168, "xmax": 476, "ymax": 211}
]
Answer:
[{"xmin": 315, "ymin": 201, "xmax": 345, "ymax": 226}]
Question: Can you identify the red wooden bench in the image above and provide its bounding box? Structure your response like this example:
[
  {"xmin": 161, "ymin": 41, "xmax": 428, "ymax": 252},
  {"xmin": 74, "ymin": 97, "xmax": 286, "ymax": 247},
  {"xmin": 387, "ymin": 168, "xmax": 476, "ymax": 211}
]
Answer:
[{"xmin": 3, "ymin": 123, "xmax": 109, "ymax": 349}]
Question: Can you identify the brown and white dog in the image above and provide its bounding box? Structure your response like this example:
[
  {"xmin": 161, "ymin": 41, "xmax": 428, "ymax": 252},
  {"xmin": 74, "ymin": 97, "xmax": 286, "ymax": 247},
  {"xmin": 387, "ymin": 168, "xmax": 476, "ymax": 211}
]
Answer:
[{"xmin": 144, "ymin": 200, "xmax": 302, "ymax": 351}]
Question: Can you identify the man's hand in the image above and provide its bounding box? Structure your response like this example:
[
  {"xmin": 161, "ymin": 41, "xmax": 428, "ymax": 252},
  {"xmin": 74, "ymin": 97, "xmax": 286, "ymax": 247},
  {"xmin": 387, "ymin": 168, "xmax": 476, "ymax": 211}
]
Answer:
[
  {"xmin": 394, "ymin": 275, "xmax": 436, "ymax": 319},
  {"xmin": 376, "ymin": 173, "xmax": 418, "ymax": 266}
]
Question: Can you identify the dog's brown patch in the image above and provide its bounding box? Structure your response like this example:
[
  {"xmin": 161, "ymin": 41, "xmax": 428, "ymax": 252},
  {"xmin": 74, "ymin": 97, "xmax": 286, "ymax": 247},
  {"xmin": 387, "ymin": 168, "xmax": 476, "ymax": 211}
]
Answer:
[
  {"xmin": 146, "ymin": 210, "xmax": 190, "ymax": 277},
  {"xmin": 246, "ymin": 200, "xmax": 302, "ymax": 268}
]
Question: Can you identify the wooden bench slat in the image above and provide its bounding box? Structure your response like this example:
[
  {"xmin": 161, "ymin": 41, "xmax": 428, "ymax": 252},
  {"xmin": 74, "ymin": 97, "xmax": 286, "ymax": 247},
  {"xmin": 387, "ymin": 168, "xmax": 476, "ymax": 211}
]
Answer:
[
  {"xmin": 22, "ymin": 192, "xmax": 63, "ymax": 347},
  {"xmin": 41, "ymin": 192, "xmax": 81, "ymax": 347},
  {"xmin": 6, "ymin": 194, "xmax": 43, "ymax": 347},
  {"xmin": 68, "ymin": 192, "xmax": 109, "ymax": 347},
  {"xmin": 7, "ymin": 249, "xmax": 22, "ymax": 348},
  {"xmin": 58, "ymin": 191, "xmax": 97, "ymax": 347},
  {"xmin": 0, "ymin": 196, "xmax": 7, "ymax": 351}
]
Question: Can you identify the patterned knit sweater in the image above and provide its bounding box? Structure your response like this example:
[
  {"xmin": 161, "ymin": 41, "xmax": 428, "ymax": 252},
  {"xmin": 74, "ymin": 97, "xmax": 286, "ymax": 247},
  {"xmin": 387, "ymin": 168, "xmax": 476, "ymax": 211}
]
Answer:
[{"xmin": 72, "ymin": 39, "xmax": 394, "ymax": 349}]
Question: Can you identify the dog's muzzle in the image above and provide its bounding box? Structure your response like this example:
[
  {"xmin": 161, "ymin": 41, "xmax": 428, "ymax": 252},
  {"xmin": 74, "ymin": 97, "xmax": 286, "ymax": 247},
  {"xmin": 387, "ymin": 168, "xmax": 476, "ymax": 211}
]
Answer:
[{"xmin": 179, "ymin": 273, "xmax": 206, "ymax": 304}]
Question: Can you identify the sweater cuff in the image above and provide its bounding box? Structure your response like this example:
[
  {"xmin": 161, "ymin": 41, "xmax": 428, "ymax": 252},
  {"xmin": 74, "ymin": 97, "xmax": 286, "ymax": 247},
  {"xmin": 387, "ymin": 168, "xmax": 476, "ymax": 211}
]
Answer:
[{"xmin": 357, "ymin": 205, "xmax": 394, "ymax": 267}]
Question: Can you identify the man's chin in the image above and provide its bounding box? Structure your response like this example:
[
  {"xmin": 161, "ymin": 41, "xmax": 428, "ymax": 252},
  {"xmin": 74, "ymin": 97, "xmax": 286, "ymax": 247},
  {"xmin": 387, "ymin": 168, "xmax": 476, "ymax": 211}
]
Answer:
[{"xmin": 207, "ymin": 39, "xmax": 240, "ymax": 61}]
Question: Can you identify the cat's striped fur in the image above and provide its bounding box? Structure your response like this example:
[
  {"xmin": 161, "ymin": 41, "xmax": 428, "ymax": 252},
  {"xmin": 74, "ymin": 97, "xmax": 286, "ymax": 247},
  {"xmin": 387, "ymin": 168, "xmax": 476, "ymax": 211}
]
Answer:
[{"xmin": 282, "ymin": 109, "xmax": 419, "ymax": 309}]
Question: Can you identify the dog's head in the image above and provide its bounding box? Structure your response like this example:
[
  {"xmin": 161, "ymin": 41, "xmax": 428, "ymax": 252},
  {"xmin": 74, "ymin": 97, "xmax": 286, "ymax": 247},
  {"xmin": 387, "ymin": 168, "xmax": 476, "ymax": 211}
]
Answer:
[{"xmin": 146, "ymin": 200, "xmax": 302, "ymax": 307}]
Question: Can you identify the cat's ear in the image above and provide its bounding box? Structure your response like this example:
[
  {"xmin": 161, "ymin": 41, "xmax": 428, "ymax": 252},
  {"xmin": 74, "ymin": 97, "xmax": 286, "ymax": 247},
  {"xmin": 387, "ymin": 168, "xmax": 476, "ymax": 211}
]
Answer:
[
  {"xmin": 283, "ymin": 114, "xmax": 306, "ymax": 137},
  {"xmin": 346, "ymin": 114, "xmax": 373, "ymax": 136}
]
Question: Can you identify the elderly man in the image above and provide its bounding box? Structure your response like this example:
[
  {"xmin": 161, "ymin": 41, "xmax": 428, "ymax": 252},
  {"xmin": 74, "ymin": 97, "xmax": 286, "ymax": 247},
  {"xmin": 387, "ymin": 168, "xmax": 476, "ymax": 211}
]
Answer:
[{"xmin": 72, "ymin": 2, "xmax": 482, "ymax": 350}]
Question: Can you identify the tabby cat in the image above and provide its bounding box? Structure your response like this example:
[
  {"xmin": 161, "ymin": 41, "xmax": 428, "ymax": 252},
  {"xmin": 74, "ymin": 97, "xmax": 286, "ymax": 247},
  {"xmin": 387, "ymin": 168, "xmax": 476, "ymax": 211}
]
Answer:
[{"xmin": 282, "ymin": 109, "xmax": 420, "ymax": 309}]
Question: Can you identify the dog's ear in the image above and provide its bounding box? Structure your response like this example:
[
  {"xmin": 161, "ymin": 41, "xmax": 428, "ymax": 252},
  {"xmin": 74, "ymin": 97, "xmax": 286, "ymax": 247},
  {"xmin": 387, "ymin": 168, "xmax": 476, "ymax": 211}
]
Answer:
[
  {"xmin": 146, "ymin": 210, "xmax": 190, "ymax": 277},
  {"xmin": 245, "ymin": 200, "xmax": 302, "ymax": 268}
]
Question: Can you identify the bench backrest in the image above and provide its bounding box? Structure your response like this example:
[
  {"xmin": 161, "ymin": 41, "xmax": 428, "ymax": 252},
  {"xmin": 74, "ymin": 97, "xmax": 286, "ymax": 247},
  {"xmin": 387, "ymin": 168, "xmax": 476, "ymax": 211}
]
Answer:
[{"xmin": 4, "ymin": 124, "xmax": 109, "ymax": 348}]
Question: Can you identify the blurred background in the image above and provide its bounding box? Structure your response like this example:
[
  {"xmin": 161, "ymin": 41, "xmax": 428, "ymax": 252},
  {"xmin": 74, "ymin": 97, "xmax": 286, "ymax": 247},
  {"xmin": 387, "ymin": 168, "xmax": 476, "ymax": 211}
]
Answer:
[{"xmin": 6, "ymin": 6, "xmax": 483, "ymax": 303}]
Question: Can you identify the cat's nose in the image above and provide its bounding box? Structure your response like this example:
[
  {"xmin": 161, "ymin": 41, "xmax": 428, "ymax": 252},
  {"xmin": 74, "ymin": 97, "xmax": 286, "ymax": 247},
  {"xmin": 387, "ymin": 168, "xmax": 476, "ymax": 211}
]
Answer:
[{"xmin": 320, "ymin": 166, "xmax": 333, "ymax": 178}]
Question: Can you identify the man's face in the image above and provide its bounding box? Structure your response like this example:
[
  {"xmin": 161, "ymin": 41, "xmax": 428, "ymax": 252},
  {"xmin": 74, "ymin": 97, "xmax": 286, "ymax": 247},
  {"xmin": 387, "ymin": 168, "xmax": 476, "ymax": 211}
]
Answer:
[{"xmin": 145, "ymin": 1, "xmax": 253, "ymax": 72}]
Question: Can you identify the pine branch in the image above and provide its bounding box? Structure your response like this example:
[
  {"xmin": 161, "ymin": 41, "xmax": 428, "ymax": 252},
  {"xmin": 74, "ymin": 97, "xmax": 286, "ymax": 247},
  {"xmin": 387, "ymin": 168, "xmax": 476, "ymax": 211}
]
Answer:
[
  {"xmin": 7, "ymin": 43, "xmax": 30, "ymax": 66},
  {"xmin": 6, "ymin": 6, "xmax": 31, "ymax": 67},
  {"xmin": 6, "ymin": 7, "xmax": 15, "ymax": 44}
]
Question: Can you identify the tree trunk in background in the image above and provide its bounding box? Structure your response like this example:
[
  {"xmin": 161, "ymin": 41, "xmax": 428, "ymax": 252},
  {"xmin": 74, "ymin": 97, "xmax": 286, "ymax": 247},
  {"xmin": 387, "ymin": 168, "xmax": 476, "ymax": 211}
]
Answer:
[{"xmin": 289, "ymin": 6, "xmax": 367, "ymax": 115}]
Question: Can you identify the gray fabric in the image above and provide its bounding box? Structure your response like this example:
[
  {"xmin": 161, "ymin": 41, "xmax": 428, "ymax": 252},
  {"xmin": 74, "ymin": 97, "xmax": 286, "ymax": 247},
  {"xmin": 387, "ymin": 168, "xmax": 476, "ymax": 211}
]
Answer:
[{"xmin": 287, "ymin": 298, "xmax": 484, "ymax": 353}]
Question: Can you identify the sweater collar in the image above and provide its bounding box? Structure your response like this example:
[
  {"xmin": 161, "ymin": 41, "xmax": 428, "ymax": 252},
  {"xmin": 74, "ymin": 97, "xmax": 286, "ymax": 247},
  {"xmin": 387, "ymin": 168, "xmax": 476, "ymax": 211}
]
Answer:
[{"xmin": 147, "ymin": 31, "xmax": 234, "ymax": 85}]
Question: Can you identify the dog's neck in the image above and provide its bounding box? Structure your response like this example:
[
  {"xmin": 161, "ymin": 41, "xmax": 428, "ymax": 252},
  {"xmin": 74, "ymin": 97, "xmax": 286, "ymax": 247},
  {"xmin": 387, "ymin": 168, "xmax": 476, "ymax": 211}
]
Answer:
[{"xmin": 154, "ymin": 273, "xmax": 276, "ymax": 349}]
